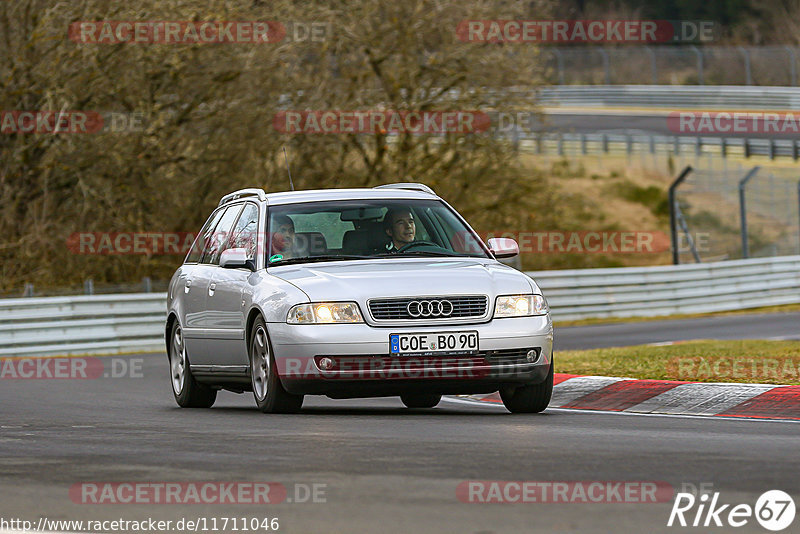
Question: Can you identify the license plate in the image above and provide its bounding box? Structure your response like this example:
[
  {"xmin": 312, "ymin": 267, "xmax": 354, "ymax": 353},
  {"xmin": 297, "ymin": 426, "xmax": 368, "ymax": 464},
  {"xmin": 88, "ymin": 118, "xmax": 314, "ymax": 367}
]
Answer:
[{"xmin": 389, "ymin": 331, "xmax": 479, "ymax": 356}]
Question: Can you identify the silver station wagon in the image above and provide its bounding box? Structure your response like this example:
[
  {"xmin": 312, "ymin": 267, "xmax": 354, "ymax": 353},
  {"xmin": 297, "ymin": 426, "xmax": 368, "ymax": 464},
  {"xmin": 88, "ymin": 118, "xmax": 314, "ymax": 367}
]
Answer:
[{"xmin": 166, "ymin": 183, "xmax": 554, "ymax": 413}]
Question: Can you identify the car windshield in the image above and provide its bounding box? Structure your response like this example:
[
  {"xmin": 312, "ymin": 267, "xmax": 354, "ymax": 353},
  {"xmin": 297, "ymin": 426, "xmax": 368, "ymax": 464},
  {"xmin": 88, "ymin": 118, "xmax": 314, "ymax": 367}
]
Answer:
[{"xmin": 266, "ymin": 199, "xmax": 490, "ymax": 266}]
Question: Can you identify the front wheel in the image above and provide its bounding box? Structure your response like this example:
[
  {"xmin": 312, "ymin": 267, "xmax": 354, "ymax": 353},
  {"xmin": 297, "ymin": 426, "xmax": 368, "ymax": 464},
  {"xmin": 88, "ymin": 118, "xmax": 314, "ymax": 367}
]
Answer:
[
  {"xmin": 500, "ymin": 357, "xmax": 554, "ymax": 414},
  {"xmin": 400, "ymin": 393, "xmax": 442, "ymax": 409},
  {"xmin": 169, "ymin": 321, "xmax": 217, "ymax": 408},
  {"xmin": 250, "ymin": 317, "xmax": 304, "ymax": 414}
]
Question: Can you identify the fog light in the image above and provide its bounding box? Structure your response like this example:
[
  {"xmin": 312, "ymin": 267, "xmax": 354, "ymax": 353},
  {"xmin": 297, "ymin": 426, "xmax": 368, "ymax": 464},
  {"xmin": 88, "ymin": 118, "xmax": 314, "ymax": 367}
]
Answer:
[
  {"xmin": 526, "ymin": 350, "xmax": 538, "ymax": 363},
  {"xmin": 318, "ymin": 357, "xmax": 335, "ymax": 370}
]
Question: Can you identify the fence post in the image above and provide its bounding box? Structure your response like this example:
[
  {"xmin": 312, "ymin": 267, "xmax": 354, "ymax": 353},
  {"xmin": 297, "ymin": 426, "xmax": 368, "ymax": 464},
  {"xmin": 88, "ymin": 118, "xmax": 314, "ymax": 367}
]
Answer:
[
  {"xmin": 553, "ymin": 48, "xmax": 565, "ymax": 85},
  {"xmin": 785, "ymin": 46, "xmax": 797, "ymax": 86},
  {"xmin": 84, "ymin": 278, "xmax": 94, "ymax": 295},
  {"xmin": 598, "ymin": 49, "xmax": 610, "ymax": 84},
  {"xmin": 22, "ymin": 283, "xmax": 34, "ymax": 297},
  {"xmin": 738, "ymin": 166, "xmax": 760, "ymax": 259},
  {"xmin": 738, "ymin": 47, "xmax": 752, "ymax": 85},
  {"xmin": 669, "ymin": 166, "xmax": 693, "ymax": 265},
  {"xmin": 691, "ymin": 46, "xmax": 704, "ymax": 85},
  {"xmin": 645, "ymin": 46, "xmax": 657, "ymax": 84},
  {"xmin": 143, "ymin": 277, "xmax": 152, "ymax": 293}
]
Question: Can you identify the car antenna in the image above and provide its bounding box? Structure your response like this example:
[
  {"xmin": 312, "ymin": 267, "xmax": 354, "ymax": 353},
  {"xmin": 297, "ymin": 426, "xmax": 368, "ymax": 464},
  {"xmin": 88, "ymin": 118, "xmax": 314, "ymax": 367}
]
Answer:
[{"xmin": 283, "ymin": 146, "xmax": 295, "ymax": 191}]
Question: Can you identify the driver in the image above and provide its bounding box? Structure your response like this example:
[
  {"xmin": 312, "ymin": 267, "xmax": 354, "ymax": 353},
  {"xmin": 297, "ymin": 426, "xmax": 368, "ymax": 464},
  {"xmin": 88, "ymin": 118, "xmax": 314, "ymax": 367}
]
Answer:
[{"xmin": 384, "ymin": 207, "xmax": 416, "ymax": 253}]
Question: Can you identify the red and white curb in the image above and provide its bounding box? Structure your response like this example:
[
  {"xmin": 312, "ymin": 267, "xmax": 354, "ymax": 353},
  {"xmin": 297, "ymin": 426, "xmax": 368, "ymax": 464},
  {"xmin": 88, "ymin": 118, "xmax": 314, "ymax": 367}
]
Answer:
[{"xmin": 463, "ymin": 374, "xmax": 800, "ymax": 420}]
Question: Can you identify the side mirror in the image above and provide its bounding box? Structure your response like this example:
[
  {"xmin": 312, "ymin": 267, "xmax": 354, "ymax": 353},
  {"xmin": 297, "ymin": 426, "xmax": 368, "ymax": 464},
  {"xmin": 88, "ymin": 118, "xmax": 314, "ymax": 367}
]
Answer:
[
  {"xmin": 220, "ymin": 248, "xmax": 255, "ymax": 270},
  {"xmin": 487, "ymin": 237, "xmax": 519, "ymax": 259}
]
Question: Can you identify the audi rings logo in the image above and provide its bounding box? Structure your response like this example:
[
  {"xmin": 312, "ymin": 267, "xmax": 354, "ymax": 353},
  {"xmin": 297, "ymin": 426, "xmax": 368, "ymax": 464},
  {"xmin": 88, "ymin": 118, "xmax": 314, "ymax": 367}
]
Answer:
[{"xmin": 407, "ymin": 300, "xmax": 454, "ymax": 318}]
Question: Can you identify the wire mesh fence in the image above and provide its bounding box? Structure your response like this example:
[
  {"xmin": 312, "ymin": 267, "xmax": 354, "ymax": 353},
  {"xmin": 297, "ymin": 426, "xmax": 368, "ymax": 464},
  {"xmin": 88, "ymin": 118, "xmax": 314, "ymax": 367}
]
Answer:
[
  {"xmin": 672, "ymin": 165, "xmax": 800, "ymax": 263},
  {"xmin": 544, "ymin": 46, "xmax": 800, "ymax": 86}
]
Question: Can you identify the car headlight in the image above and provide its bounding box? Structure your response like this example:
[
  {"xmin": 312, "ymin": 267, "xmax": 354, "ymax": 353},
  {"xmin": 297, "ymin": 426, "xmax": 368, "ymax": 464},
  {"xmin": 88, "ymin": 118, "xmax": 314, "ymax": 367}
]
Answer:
[
  {"xmin": 287, "ymin": 302, "xmax": 364, "ymax": 324},
  {"xmin": 494, "ymin": 295, "xmax": 548, "ymax": 318}
]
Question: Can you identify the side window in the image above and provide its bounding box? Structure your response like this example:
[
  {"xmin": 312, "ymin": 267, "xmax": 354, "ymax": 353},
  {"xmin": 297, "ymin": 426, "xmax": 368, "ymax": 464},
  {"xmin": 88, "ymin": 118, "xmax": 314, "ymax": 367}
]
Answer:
[
  {"xmin": 185, "ymin": 208, "xmax": 225, "ymax": 264},
  {"xmin": 200, "ymin": 204, "xmax": 243, "ymax": 265},
  {"xmin": 228, "ymin": 203, "xmax": 259, "ymax": 260}
]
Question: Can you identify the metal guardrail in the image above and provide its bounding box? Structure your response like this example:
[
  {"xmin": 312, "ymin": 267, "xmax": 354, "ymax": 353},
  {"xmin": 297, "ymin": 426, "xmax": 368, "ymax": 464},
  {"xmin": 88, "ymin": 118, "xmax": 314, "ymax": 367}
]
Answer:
[
  {"xmin": 537, "ymin": 85, "xmax": 800, "ymax": 109},
  {"xmin": 531, "ymin": 255, "xmax": 800, "ymax": 321},
  {"xmin": 516, "ymin": 132, "xmax": 800, "ymax": 161},
  {"xmin": 1, "ymin": 256, "xmax": 799, "ymax": 356},
  {"xmin": 0, "ymin": 293, "xmax": 166, "ymax": 357}
]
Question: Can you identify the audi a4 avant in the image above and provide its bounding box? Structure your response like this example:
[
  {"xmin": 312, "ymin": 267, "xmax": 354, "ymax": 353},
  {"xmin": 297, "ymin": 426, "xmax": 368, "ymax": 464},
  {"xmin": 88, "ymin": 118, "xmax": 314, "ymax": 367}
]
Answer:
[{"xmin": 166, "ymin": 183, "xmax": 554, "ymax": 413}]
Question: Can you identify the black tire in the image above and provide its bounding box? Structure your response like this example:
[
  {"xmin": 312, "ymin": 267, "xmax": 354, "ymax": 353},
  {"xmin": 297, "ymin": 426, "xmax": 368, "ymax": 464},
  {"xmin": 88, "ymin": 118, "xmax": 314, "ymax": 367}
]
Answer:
[
  {"xmin": 500, "ymin": 356, "xmax": 554, "ymax": 414},
  {"xmin": 249, "ymin": 316, "xmax": 304, "ymax": 414},
  {"xmin": 169, "ymin": 321, "xmax": 217, "ymax": 408},
  {"xmin": 400, "ymin": 393, "xmax": 442, "ymax": 409}
]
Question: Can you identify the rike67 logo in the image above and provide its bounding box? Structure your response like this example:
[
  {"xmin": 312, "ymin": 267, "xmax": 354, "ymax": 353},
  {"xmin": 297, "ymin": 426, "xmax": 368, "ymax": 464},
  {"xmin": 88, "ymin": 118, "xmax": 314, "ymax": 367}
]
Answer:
[{"xmin": 668, "ymin": 489, "xmax": 795, "ymax": 531}]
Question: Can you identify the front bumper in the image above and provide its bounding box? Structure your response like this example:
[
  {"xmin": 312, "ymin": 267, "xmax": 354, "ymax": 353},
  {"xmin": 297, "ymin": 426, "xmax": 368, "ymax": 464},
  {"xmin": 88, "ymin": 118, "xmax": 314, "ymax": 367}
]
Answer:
[{"xmin": 267, "ymin": 316, "xmax": 553, "ymax": 396}]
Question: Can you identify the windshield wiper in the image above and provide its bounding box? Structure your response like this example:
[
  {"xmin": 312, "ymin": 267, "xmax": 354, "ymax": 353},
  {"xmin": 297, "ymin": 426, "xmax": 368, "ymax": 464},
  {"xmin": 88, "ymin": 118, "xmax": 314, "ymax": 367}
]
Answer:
[{"xmin": 268, "ymin": 255, "xmax": 374, "ymax": 266}]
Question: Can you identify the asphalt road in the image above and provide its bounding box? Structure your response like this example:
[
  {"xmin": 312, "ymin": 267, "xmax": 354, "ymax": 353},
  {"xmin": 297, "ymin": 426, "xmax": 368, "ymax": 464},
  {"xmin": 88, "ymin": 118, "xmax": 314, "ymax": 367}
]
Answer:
[
  {"xmin": 556, "ymin": 311, "xmax": 800, "ymax": 351},
  {"xmin": 2, "ymin": 314, "xmax": 799, "ymax": 533},
  {"xmin": 1, "ymin": 351, "xmax": 798, "ymax": 534}
]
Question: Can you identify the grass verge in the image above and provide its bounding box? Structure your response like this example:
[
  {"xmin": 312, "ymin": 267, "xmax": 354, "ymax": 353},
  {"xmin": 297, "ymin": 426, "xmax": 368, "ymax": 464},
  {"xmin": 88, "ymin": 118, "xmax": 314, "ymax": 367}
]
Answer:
[{"xmin": 557, "ymin": 340, "xmax": 800, "ymax": 385}]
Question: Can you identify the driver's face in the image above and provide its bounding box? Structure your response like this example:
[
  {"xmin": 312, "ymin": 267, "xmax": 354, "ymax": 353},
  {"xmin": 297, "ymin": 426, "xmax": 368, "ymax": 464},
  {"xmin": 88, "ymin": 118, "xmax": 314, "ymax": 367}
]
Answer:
[{"xmin": 387, "ymin": 211, "xmax": 415, "ymax": 245}]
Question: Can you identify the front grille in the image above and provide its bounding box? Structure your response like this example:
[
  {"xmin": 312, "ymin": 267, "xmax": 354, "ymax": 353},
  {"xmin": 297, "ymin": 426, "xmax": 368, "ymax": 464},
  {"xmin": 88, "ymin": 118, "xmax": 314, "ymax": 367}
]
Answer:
[{"xmin": 368, "ymin": 295, "xmax": 488, "ymax": 321}]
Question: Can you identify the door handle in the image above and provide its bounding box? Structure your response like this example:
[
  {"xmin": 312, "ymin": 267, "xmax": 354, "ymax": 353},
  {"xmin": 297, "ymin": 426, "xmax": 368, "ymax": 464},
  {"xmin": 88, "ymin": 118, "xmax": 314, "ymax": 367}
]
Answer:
[{"xmin": 208, "ymin": 282, "xmax": 216, "ymax": 296}]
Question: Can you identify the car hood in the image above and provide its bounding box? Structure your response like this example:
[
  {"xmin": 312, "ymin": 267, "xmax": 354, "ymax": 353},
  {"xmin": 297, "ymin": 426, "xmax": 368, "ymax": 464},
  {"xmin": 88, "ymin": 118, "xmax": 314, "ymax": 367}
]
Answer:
[{"xmin": 268, "ymin": 258, "xmax": 537, "ymax": 302}]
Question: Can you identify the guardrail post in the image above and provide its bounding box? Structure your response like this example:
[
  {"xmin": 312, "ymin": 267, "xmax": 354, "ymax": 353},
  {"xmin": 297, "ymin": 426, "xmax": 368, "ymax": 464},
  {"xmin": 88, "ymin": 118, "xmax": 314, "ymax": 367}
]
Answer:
[
  {"xmin": 738, "ymin": 166, "xmax": 760, "ymax": 259},
  {"xmin": 794, "ymin": 140, "xmax": 799, "ymax": 161},
  {"xmin": 627, "ymin": 134, "xmax": 633, "ymax": 155},
  {"xmin": 84, "ymin": 278, "xmax": 94, "ymax": 295},
  {"xmin": 673, "ymin": 136, "xmax": 680, "ymax": 155},
  {"xmin": 649, "ymin": 135, "xmax": 655, "ymax": 154},
  {"xmin": 143, "ymin": 277, "xmax": 152, "ymax": 293},
  {"xmin": 721, "ymin": 137, "xmax": 727, "ymax": 158},
  {"xmin": 580, "ymin": 133, "xmax": 587, "ymax": 155},
  {"xmin": 797, "ymin": 179, "xmax": 800, "ymax": 254},
  {"xmin": 744, "ymin": 139, "xmax": 751, "ymax": 158},
  {"xmin": 602, "ymin": 133, "xmax": 608, "ymax": 153},
  {"xmin": 669, "ymin": 166, "xmax": 693, "ymax": 265},
  {"xmin": 557, "ymin": 132, "xmax": 564, "ymax": 155},
  {"xmin": 738, "ymin": 47, "xmax": 752, "ymax": 85},
  {"xmin": 22, "ymin": 283, "xmax": 34, "ymax": 297},
  {"xmin": 769, "ymin": 138, "xmax": 776, "ymax": 160}
]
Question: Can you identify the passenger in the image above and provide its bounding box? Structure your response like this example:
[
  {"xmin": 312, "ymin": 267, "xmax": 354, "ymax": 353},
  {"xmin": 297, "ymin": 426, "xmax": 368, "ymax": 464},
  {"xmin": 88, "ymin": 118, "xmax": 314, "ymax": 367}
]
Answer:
[
  {"xmin": 270, "ymin": 215, "xmax": 301, "ymax": 259},
  {"xmin": 383, "ymin": 208, "xmax": 416, "ymax": 253}
]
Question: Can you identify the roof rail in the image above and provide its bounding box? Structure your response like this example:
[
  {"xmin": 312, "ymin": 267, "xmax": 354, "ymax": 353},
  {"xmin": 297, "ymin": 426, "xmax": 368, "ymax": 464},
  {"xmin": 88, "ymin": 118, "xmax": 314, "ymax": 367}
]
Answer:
[
  {"xmin": 218, "ymin": 188, "xmax": 267, "ymax": 207},
  {"xmin": 373, "ymin": 182, "xmax": 436, "ymax": 195}
]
